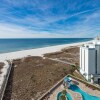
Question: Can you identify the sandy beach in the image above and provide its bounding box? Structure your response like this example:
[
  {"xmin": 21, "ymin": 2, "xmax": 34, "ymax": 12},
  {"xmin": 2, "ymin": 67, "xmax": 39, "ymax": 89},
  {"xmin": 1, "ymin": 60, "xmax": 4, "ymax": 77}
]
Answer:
[{"xmin": 0, "ymin": 40, "xmax": 92, "ymax": 61}]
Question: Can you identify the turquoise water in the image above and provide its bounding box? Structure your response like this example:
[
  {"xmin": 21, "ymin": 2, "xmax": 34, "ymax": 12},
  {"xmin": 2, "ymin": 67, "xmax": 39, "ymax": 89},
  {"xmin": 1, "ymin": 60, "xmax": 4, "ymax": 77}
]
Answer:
[
  {"xmin": 69, "ymin": 85, "xmax": 100, "ymax": 100},
  {"xmin": 0, "ymin": 38, "xmax": 92, "ymax": 53},
  {"xmin": 57, "ymin": 92, "xmax": 73, "ymax": 100}
]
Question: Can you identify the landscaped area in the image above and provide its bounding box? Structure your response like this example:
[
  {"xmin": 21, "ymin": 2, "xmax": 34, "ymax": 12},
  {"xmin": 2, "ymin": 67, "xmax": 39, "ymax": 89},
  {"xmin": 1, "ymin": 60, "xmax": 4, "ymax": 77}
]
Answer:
[
  {"xmin": 3, "ymin": 56, "xmax": 73, "ymax": 100},
  {"xmin": 44, "ymin": 46, "xmax": 79, "ymax": 65},
  {"xmin": 2, "ymin": 46, "xmax": 82, "ymax": 100},
  {"xmin": 3, "ymin": 46, "xmax": 99, "ymax": 100}
]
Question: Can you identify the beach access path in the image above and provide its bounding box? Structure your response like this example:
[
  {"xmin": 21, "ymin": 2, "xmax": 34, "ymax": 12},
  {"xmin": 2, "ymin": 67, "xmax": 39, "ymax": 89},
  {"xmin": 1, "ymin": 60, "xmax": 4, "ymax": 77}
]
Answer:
[{"xmin": 47, "ymin": 58, "xmax": 74, "ymax": 65}]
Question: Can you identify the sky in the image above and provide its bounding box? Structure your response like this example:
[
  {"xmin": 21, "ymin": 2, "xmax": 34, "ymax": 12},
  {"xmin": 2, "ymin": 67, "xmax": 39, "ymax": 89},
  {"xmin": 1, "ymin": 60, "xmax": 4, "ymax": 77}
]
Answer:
[{"xmin": 0, "ymin": 0, "xmax": 100, "ymax": 38}]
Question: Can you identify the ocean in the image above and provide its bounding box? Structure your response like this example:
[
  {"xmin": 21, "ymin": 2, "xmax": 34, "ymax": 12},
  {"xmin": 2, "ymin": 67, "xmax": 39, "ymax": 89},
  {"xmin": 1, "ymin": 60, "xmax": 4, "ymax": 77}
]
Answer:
[{"xmin": 0, "ymin": 38, "xmax": 92, "ymax": 53}]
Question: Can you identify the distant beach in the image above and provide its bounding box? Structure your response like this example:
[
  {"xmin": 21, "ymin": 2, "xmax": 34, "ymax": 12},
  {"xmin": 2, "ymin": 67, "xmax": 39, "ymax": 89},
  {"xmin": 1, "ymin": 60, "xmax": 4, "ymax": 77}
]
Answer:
[
  {"xmin": 0, "ymin": 38, "xmax": 92, "ymax": 53},
  {"xmin": 0, "ymin": 39, "xmax": 93, "ymax": 61}
]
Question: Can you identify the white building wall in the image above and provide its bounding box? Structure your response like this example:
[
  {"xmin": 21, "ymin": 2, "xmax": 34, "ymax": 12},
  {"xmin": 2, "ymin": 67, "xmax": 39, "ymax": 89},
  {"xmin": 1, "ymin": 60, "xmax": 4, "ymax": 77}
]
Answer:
[
  {"xmin": 82, "ymin": 48, "xmax": 85, "ymax": 71},
  {"xmin": 80, "ymin": 48, "xmax": 82, "ymax": 69},
  {"xmin": 80, "ymin": 47, "xmax": 96, "ymax": 80},
  {"xmin": 84, "ymin": 49, "xmax": 89, "ymax": 80},
  {"xmin": 84, "ymin": 49, "xmax": 89, "ymax": 75},
  {"xmin": 95, "ymin": 45, "xmax": 100, "ymax": 74}
]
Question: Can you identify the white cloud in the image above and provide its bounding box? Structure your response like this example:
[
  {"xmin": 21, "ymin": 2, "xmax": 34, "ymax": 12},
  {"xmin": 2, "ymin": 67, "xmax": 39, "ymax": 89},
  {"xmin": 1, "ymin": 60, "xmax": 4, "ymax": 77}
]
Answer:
[
  {"xmin": 0, "ymin": 0, "xmax": 99, "ymax": 38},
  {"xmin": 0, "ymin": 23, "xmax": 69, "ymax": 38},
  {"xmin": 0, "ymin": 22, "xmax": 99, "ymax": 38}
]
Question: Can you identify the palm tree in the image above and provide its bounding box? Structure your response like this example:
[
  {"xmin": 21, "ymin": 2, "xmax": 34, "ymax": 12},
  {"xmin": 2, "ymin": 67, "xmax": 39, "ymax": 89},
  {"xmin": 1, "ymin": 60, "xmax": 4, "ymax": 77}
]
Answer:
[
  {"xmin": 62, "ymin": 90, "xmax": 67, "ymax": 94},
  {"xmin": 60, "ymin": 90, "xmax": 67, "ymax": 100},
  {"xmin": 60, "ymin": 95, "xmax": 66, "ymax": 100}
]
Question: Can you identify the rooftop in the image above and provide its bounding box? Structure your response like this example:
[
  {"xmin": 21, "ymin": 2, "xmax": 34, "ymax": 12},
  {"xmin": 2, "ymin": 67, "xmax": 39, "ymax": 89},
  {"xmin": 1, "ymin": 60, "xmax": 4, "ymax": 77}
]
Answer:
[{"xmin": 81, "ymin": 39, "xmax": 100, "ymax": 49}]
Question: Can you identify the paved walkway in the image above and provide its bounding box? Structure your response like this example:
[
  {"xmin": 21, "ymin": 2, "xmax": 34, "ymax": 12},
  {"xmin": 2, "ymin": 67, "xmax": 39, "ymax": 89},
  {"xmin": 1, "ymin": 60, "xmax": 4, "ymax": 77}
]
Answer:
[{"xmin": 47, "ymin": 58, "xmax": 75, "ymax": 65}]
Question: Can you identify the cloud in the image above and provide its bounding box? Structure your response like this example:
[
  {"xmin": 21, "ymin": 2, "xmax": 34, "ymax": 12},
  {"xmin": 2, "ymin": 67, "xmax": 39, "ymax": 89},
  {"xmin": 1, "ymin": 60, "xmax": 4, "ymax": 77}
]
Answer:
[
  {"xmin": 0, "ymin": 23, "xmax": 69, "ymax": 38},
  {"xmin": 0, "ymin": 0, "xmax": 100, "ymax": 38}
]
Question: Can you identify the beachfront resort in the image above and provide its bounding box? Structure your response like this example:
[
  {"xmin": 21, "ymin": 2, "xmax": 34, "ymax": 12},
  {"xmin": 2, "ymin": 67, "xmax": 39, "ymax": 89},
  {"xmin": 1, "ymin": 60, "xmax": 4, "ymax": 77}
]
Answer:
[
  {"xmin": 80, "ymin": 37, "xmax": 100, "ymax": 84},
  {"xmin": 0, "ymin": 0, "xmax": 99, "ymax": 99},
  {"xmin": 0, "ymin": 39, "xmax": 100, "ymax": 100}
]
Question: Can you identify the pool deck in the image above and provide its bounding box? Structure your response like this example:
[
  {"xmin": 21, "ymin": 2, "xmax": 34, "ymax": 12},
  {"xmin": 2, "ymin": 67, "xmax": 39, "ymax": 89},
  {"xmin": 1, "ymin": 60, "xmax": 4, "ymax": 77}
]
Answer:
[
  {"xmin": 39, "ymin": 75, "xmax": 100, "ymax": 100},
  {"xmin": 47, "ymin": 84, "xmax": 82, "ymax": 100},
  {"xmin": 77, "ymin": 79, "xmax": 100, "ymax": 97}
]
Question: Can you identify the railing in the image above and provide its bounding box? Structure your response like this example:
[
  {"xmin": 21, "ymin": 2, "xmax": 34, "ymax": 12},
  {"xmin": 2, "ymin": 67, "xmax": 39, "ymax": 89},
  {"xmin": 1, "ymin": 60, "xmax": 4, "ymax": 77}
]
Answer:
[
  {"xmin": 69, "ymin": 74, "xmax": 100, "ymax": 91},
  {"xmin": 0, "ymin": 61, "xmax": 12, "ymax": 100},
  {"xmin": 38, "ymin": 77, "xmax": 65, "ymax": 100}
]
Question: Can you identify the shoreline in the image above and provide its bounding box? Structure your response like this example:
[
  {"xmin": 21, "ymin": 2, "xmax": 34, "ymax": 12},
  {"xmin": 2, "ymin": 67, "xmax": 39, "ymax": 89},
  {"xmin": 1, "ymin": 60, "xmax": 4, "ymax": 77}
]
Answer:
[{"xmin": 0, "ymin": 40, "xmax": 92, "ymax": 61}]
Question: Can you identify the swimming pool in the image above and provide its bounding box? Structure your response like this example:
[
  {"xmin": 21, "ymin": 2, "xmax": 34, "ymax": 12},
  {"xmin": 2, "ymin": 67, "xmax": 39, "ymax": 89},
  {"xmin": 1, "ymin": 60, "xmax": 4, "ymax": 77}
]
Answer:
[
  {"xmin": 69, "ymin": 85, "xmax": 100, "ymax": 100},
  {"xmin": 57, "ymin": 92, "xmax": 72, "ymax": 100}
]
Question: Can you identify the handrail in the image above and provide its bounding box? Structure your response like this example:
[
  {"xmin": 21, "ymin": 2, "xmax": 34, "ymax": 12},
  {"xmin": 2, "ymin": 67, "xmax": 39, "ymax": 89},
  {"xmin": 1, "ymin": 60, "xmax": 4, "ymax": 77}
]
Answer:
[{"xmin": 0, "ymin": 61, "xmax": 12, "ymax": 100}]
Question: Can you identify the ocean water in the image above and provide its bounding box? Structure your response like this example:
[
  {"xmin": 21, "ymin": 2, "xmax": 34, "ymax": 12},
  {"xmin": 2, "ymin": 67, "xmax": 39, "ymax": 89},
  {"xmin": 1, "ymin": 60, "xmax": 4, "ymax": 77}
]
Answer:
[{"xmin": 0, "ymin": 38, "xmax": 92, "ymax": 53}]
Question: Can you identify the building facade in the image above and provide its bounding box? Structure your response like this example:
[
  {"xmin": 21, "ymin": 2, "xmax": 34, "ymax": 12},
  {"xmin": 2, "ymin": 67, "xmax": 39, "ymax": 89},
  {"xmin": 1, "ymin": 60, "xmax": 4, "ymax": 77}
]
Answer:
[{"xmin": 80, "ymin": 39, "xmax": 100, "ymax": 84}]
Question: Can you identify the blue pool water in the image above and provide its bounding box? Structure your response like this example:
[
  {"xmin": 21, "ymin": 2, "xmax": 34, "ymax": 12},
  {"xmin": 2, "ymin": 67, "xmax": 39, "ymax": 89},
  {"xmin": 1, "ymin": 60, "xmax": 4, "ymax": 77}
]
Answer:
[
  {"xmin": 69, "ymin": 85, "xmax": 100, "ymax": 100},
  {"xmin": 57, "ymin": 92, "xmax": 73, "ymax": 100}
]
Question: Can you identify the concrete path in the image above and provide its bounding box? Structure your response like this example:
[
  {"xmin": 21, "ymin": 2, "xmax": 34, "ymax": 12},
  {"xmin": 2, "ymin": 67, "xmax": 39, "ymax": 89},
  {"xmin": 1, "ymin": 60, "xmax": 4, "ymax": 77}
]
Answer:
[{"xmin": 47, "ymin": 58, "xmax": 75, "ymax": 65}]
